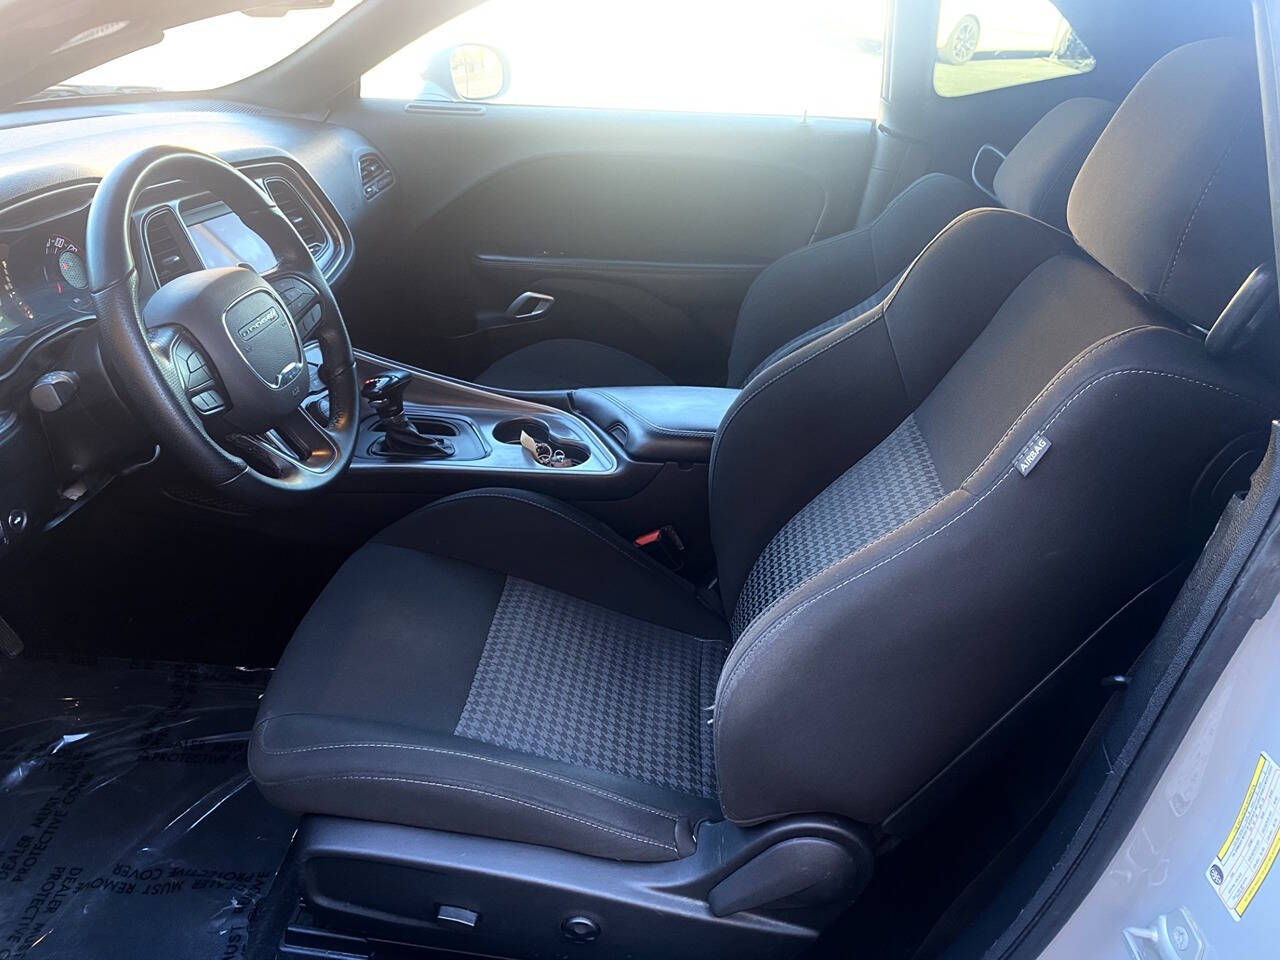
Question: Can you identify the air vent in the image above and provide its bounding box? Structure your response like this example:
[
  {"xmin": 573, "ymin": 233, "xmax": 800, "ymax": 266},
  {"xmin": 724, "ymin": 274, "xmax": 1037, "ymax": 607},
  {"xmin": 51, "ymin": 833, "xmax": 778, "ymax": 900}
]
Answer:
[
  {"xmin": 144, "ymin": 208, "xmax": 195, "ymax": 286},
  {"xmin": 357, "ymin": 151, "xmax": 394, "ymax": 200},
  {"xmin": 265, "ymin": 178, "xmax": 327, "ymax": 258}
]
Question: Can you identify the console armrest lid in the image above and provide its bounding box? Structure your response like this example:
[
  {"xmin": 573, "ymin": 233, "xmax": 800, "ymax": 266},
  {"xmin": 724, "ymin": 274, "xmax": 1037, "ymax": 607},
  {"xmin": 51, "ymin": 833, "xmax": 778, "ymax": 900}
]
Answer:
[{"xmin": 574, "ymin": 386, "xmax": 737, "ymax": 464}]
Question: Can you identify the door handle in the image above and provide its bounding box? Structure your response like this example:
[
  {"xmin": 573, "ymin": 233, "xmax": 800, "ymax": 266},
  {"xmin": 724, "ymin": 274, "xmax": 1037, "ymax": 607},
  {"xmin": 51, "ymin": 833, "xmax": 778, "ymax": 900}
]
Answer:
[{"xmin": 506, "ymin": 291, "xmax": 555, "ymax": 321}]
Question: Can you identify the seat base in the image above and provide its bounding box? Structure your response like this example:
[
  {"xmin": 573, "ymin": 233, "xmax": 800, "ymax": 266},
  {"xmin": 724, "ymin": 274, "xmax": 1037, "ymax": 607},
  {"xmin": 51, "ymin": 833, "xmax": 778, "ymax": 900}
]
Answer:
[{"xmin": 284, "ymin": 814, "xmax": 874, "ymax": 960}]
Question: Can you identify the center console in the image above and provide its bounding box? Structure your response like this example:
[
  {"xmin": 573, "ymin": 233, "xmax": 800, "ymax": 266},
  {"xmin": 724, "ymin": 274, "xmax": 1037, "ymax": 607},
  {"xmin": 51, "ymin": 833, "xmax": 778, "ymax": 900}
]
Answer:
[
  {"xmin": 341, "ymin": 350, "xmax": 735, "ymax": 484},
  {"xmin": 342, "ymin": 351, "xmax": 619, "ymax": 493},
  {"xmin": 332, "ymin": 349, "xmax": 738, "ymax": 577}
]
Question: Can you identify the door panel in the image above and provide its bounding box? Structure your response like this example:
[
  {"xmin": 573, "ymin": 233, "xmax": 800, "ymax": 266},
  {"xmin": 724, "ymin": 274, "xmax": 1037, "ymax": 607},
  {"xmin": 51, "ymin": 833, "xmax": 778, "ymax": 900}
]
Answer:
[{"xmin": 332, "ymin": 100, "xmax": 876, "ymax": 385}]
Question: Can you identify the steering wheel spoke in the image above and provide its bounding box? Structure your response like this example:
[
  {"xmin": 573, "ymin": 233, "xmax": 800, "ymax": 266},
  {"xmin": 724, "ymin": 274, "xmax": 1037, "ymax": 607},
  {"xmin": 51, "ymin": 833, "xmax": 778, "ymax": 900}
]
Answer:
[
  {"xmin": 268, "ymin": 273, "xmax": 326, "ymax": 341},
  {"xmin": 146, "ymin": 324, "xmax": 230, "ymax": 419},
  {"xmin": 230, "ymin": 403, "xmax": 342, "ymax": 479}
]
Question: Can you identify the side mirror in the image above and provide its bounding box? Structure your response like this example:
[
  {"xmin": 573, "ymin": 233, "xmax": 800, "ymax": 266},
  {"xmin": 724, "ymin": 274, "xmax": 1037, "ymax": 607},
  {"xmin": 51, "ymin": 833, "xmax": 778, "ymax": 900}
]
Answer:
[{"xmin": 421, "ymin": 44, "xmax": 509, "ymax": 102}]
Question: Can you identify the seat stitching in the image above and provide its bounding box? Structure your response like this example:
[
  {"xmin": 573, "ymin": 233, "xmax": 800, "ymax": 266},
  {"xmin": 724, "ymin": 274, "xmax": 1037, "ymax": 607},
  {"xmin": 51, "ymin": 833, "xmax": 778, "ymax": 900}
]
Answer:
[
  {"xmin": 961, "ymin": 325, "xmax": 1166, "ymax": 484},
  {"xmin": 1041, "ymin": 369, "xmax": 1270, "ymax": 429},
  {"xmin": 712, "ymin": 207, "xmax": 1048, "ymax": 485},
  {"xmin": 744, "ymin": 270, "xmax": 906, "ymax": 384},
  {"xmin": 254, "ymin": 725, "xmax": 682, "ymax": 820},
  {"xmin": 711, "ymin": 308, "xmax": 884, "ymax": 486},
  {"xmin": 593, "ymin": 390, "xmax": 719, "ymax": 438},
  {"xmin": 731, "ymin": 174, "xmax": 966, "ymax": 382},
  {"xmin": 715, "ymin": 369, "xmax": 1273, "ymax": 820},
  {"xmin": 258, "ymin": 773, "xmax": 677, "ymax": 852},
  {"xmin": 1160, "ymin": 114, "xmax": 1248, "ymax": 295}
]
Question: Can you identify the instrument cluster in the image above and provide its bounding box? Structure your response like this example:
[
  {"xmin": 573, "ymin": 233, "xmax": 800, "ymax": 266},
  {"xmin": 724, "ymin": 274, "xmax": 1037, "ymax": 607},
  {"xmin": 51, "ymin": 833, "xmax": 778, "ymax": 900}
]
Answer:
[{"xmin": 0, "ymin": 214, "xmax": 93, "ymax": 362}]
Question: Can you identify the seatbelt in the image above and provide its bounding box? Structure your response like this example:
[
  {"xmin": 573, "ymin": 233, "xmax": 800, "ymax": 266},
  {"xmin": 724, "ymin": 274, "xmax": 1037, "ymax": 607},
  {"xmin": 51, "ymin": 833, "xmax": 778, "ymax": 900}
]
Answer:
[{"xmin": 970, "ymin": 144, "xmax": 1007, "ymax": 201}]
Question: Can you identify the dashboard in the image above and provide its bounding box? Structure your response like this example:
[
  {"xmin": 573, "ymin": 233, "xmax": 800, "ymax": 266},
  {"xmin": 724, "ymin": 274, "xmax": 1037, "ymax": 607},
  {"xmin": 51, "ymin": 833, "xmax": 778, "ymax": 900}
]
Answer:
[{"xmin": 0, "ymin": 157, "xmax": 355, "ymax": 372}]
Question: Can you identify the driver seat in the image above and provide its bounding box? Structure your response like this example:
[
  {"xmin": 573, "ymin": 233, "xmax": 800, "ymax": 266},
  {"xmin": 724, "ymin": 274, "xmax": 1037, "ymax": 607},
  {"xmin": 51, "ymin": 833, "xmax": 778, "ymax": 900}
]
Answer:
[{"xmin": 250, "ymin": 38, "xmax": 1277, "ymax": 955}]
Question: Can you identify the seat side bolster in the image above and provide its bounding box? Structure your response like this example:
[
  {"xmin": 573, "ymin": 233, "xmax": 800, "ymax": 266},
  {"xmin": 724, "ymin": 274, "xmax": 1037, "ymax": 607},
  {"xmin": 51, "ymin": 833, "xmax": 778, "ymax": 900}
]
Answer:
[
  {"xmin": 726, "ymin": 173, "xmax": 987, "ymax": 386},
  {"xmin": 710, "ymin": 310, "xmax": 912, "ymax": 616},
  {"xmin": 710, "ymin": 210, "xmax": 1075, "ymax": 615},
  {"xmin": 713, "ymin": 329, "xmax": 1276, "ymax": 828},
  {"xmin": 376, "ymin": 488, "xmax": 726, "ymax": 637}
]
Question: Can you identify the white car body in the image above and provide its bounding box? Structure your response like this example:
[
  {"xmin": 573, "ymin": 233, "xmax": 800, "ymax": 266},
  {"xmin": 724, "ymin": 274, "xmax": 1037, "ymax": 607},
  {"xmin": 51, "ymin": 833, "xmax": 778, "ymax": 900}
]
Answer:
[{"xmin": 937, "ymin": 0, "xmax": 1073, "ymax": 54}]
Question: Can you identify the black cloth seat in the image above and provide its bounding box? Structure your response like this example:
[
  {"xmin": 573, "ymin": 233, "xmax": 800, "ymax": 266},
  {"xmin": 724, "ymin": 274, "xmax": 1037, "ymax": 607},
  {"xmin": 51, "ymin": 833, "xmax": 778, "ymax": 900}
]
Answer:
[
  {"xmin": 474, "ymin": 97, "xmax": 1116, "ymax": 391},
  {"xmin": 250, "ymin": 490, "xmax": 726, "ymax": 861},
  {"xmin": 253, "ymin": 40, "xmax": 1277, "ymax": 863}
]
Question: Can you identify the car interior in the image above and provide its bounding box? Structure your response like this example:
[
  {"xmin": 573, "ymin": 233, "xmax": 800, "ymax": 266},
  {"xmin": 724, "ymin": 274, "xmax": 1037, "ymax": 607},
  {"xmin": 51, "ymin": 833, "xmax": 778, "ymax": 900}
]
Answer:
[{"xmin": 2, "ymin": 0, "xmax": 1280, "ymax": 958}]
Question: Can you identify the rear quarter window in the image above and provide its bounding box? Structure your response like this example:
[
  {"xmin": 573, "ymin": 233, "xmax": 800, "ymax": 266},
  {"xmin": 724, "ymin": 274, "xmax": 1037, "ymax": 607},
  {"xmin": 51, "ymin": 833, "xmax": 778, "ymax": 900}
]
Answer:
[{"xmin": 933, "ymin": 0, "xmax": 1095, "ymax": 98}]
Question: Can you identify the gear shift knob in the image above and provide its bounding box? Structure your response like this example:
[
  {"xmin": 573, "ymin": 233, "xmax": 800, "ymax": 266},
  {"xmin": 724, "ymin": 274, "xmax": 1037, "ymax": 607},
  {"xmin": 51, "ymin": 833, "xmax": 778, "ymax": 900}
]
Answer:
[
  {"xmin": 361, "ymin": 370, "xmax": 455, "ymax": 460},
  {"xmin": 361, "ymin": 370, "xmax": 413, "ymax": 420}
]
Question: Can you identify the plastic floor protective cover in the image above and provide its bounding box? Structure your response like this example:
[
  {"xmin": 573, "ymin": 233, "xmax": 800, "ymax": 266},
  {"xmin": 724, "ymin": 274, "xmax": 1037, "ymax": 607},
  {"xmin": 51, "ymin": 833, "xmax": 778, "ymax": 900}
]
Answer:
[{"xmin": 0, "ymin": 656, "xmax": 298, "ymax": 960}]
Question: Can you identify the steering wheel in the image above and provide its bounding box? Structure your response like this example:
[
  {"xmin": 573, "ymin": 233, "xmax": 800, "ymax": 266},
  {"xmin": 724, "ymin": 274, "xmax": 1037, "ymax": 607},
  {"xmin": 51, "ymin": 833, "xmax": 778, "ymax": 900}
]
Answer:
[{"xmin": 86, "ymin": 146, "xmax": 358, "ymax": 505}]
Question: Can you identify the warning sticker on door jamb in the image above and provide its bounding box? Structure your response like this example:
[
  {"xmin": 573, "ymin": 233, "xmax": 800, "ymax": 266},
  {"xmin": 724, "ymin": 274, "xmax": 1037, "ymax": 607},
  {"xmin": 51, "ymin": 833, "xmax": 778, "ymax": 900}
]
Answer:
[{"xmin": 1206, "ymin": 751, "xmax": 1280, "ymax": 920}]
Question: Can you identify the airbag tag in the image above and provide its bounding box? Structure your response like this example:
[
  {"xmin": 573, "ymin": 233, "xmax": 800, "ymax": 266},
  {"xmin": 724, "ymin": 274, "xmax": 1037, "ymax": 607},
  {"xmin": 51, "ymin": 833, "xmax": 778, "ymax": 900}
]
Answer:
[
  {"xmin": 1207, "ymin": 751, "xmax": 1280, "ymax": 920},
  {"xmin": 1014, "ymin": 432, "xmax": 1051, "ymax": 476}
]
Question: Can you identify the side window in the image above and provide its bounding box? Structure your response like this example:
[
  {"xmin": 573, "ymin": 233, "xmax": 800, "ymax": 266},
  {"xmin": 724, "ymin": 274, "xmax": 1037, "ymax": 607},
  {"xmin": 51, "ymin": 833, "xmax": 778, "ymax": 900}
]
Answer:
[
  {"xmin": 361, "ymin": 0, "xmax": 888, "ymax": 119},
  {"xmin": 933, "ymin": 0, "xmax": 1095, "ymax": 98}
]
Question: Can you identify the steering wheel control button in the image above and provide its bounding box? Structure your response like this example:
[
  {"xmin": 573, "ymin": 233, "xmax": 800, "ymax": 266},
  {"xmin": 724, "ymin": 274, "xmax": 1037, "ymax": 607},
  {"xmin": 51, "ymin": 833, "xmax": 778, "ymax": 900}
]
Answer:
[
  {"xmin": 299, "ymin": 304, "xmax": 323, "ymax": 339},
  {"xmin": 186, "ymin": 364, "xmax": 214, "ymax": 392},
  {"xmin": 436, "ymin": 905, "xmax": 479, "ymax": 929},
  {"xmin": 190, "ymin": 390, "xmax": 226, "ymax": 414},
  {"xmin": 271, "ymin": 276, "xmax": 321, "ymax": 323},
  {"xmin": 171, "ymin": 339, "xmax": 217, "ymax": 392},
  {"xmin": 561, "ymin": 916, "xmax": 601, "ymax": 943}
]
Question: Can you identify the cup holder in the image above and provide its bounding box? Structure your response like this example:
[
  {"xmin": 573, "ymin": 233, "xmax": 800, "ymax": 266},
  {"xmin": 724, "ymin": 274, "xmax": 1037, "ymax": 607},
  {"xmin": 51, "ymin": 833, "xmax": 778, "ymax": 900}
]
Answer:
[{"xmin": 493, "ymin": 417, "xmax": 589, "ymax": 468}]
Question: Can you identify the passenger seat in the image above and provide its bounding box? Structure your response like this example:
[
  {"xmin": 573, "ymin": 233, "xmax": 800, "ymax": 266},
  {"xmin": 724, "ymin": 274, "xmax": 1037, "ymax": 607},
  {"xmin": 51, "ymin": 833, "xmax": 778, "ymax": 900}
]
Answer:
[{"xmin": 476, "ymin": 97, "xmax": 1117, "ymax": 391}]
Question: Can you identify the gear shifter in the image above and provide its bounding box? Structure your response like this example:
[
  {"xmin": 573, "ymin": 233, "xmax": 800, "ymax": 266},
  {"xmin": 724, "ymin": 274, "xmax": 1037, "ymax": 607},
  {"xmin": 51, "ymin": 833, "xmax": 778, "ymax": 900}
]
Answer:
[{"xmin": 362, "ymin": 371, "xmax": 455, "ymax": 459}]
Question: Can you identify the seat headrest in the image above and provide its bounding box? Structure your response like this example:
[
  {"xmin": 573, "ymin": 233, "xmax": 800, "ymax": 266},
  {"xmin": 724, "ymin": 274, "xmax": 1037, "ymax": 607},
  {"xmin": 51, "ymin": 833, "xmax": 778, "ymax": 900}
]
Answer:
[
  {"xmin": 993, "ymin": 97, "xmax": 1116, "ymax": 230},
  {"xmin": 1068, "ymin": 37, "xmax": 1273, "ymax": 328}
]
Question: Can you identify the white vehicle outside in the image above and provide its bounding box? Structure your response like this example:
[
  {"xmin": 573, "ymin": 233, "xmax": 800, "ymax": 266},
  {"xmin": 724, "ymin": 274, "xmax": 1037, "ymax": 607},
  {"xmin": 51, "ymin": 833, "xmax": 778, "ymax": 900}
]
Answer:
[{"xmin": 937, "ymin": 0, "xmax": 1081, "ymax": 64}]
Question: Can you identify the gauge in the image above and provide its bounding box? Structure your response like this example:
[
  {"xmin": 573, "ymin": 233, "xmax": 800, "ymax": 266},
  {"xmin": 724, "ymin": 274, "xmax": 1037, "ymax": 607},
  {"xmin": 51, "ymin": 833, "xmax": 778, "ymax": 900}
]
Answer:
[{"xmin": 41, "ymin": 235, "xmax": 92, "ymax": 312}]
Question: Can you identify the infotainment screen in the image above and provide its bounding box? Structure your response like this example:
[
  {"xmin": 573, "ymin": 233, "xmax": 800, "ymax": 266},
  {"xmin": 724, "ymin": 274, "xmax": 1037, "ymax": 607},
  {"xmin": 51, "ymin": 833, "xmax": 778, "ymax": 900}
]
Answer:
[{"xmin": 187, "ymin": 212, "xmax": 276, "ymax": 274}]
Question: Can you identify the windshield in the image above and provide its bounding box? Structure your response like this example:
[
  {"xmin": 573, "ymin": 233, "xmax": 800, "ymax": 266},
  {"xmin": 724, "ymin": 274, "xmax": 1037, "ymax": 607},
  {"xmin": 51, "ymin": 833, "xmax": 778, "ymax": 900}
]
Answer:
[{"xmin": 25, "ymin": 0, "xmax": 364, "ymax": 102}]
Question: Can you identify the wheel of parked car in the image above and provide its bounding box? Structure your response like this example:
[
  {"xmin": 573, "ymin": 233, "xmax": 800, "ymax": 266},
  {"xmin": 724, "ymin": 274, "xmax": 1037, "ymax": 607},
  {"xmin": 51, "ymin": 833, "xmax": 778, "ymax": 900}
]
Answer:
[
  {"xmin": 938, "ymin": 14, "xmax": 981, "ymax": 65},
  {"xmin": 86, "ymin": 146, "xmax": 360, "ymax": 506}
]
